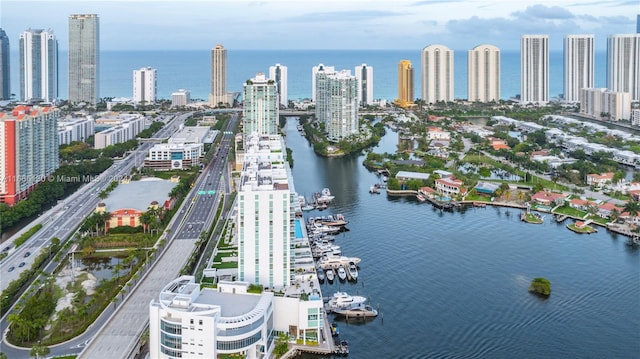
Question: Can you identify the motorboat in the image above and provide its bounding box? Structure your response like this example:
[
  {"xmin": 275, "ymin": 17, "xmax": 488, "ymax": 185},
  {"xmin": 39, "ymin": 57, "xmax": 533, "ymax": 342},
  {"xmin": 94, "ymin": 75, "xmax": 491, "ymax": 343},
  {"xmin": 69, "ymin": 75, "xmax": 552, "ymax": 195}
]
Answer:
[
  {"xmin": 325, "ymin": 268, "xmax": 335, "ymax": 282},
  {"xmin": 416, "ymin": 193, "xmax": 427, "ymax": 202},
  {"xmin": 317, "ymin": 267, "xmax": 325, "ymax": 281},
  {"xmin": 337, "ymin": 266, "xmax": 347, "ymax": 281},
  {"xmin": 319, "ymin": 255, "xmax": 362, "ymax": 269},
  {"xmin": 319, "ymin": 214, "xmax": 348, "ymax": 227},
  {"xmin": 327, "ymin": 292, "xmax": 367, "ymax": 310},
  {"xmin": 314, "ymin": 188, "xmax": 335, "ymax": 204},
  {"xmin": 333, "ymin": 304, "xmax": 378, "ymax": 318},
  {"xmin": 347, "ymin": 261, "xmax": 358, "ymax": 280}
]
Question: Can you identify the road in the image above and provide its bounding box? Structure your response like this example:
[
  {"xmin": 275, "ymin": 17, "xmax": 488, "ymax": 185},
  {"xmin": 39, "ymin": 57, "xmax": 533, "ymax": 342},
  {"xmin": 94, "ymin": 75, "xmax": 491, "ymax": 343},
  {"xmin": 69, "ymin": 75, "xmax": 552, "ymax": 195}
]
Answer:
[
  {"xmin": 76, "ymin": 113, "xmax": 238, "ymax": 359},
  {"xmin": 0, "ymin": 112, "xmax": 193, "ymax": 358},
  {"xmin": 0, "ymin": 113, "xmax": 187, "ymax": 290}
]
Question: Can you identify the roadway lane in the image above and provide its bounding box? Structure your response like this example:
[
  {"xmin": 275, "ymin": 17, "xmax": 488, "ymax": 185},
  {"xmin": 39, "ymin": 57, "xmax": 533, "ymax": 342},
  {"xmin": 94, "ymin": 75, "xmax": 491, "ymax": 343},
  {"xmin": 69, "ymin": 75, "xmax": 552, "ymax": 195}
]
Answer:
[{"xmin": 77, "ymin": 113, "xmax": 239, "ymax": 359}]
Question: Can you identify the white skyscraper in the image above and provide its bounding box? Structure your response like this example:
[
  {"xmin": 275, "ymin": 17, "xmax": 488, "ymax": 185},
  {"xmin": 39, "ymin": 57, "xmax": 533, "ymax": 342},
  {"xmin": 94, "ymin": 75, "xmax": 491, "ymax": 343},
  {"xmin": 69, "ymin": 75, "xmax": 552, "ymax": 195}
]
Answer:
[
  {"xmin": 467, "ymin": 44, "xmax": 500, "ymax": 102},
  {"xmin": 237, "ymin": 134, "xmax": 293, "ymax": 288},
  {"xmin": 68, "ymin": 14, "xmax": 99, "ymax": 105},
  {"xmin": 607, "ymin": 34, "xmax": 640, "ymax": 101},
  {"xmin": 311, "ymin": 64, "xmax": 335, "ymax": 102},
  {"xmin": 132, "ymin": 66, "xmax": 157, "ymax": 104},
  {"xmin": 564, "ymin": 35, "xmax": 594, "ymax": 103},
  {"xmin": 268, "ymin": 63, "xmax": 288, "ymax": 108},
  {"xmin": 315, "ymin": 69, "xmax": 358, "ymax": 142},
  {"xmin": 421, "ymin": 44, "xmax": 454, "ymax": 104},
  {"xmin": 354, "ymin": 64, "xmax": 374, "ymax": 106},
  {"xmin": 521, "ymin": 35, "xmax": 549, "ymax": 105},
  {"xmin": 19, "ymin": 29, "xmax": 58, "ymax": 102},
  {"xmin": 243, "ymin": 72, "xmax": 279, "ymax": 138}
]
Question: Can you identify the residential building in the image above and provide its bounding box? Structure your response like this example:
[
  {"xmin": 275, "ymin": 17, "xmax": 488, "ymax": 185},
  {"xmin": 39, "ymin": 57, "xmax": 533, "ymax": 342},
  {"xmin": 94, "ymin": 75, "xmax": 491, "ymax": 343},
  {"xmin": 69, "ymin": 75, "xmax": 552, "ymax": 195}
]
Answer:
[
  {"xmin": 586, "ymin": 172, "xmax": 615, "ymax": 187},
  {"xmin": 0, "ymin": 28, "xmax": 10, "ymax": 100},
  {"xmin": 144, "ymin": 143, "xmax": 203, "ymax": 171},
  {"xmin": 354, "ymin": 63, "xmax": 374, "ymax": 106},
  {"xmin": 394, "ymin": 60, "xmax": 414, "ymax": 108},
  {"xmin": 632, "ymin": 109, "xmax": 640, "ymax": 126},
  {"xmin": 315, "ymin": 69, "xmax": 358, "ymax": 142},
  {"xmin": 607, "ymin": 34, "xmax": 640, "ymax": 101},
  {"xmin": 421, "ymin": 44, "xmax": 454, "ymax": 104},
  {"xmin": 268, "ymin": 63, "xmax": 288, "ymax": 108},
  {"xmin": 521, "ymin": 35, "xmax": 549, "ymax": 105},
  {"xmin": 579, "ymin": 88, "xmax": 631, "ymax": 121},
  {"xmin": 435, "ymin": 176, "xmax": 464, "ymax": 197},
  {"xmin": 209, "ymin": 44, "xmax": 227, "ymax": 107},
  {"xmin": 427, "ymin": 127, "xmax": 451, "ymax": 140},
  {"xmin": 149, "ymin": 277, "xmax": 276, "ymax": 359},
  {"xmin": 243, "ymin": 72, "xmax": 279, "ymax": 139},
  {"xmin": 68, "ymin": 14, "xmax": 99, "ymax": 105},
  {"xmin": 0, "ymin": 105, "xmax": 59, "ymax": 205},
  {"xmin": 57, "ymin": 116, "xmax": 94, "ymax": 145},
  {"xmin": 311, "ymin": 64, "xmax": 334, "ymax": 103},
  {"xmin": 237, "ymin": 134, "xmax": 294, "ymax": 288},
  {"xmin": 133, "ymin": 66, "xmax": 157, "ymax": 104},
  {"xmin": 564, "ymin": 35, "xmax": 594, "ymax": 103},
  {"xmin": 171, "ymin": 89, "xmax": 191, "ymax": 107},
  {"xmin": 467, "ymin": 44, "xmax": 500, "ymax": 103},
  {"xmin": 19, "ymin": 29, "xmax": 58, "ymax": 102},
  {"xmin": 94, "ymin": 115, "xmax": 145, "ymax": 149}
]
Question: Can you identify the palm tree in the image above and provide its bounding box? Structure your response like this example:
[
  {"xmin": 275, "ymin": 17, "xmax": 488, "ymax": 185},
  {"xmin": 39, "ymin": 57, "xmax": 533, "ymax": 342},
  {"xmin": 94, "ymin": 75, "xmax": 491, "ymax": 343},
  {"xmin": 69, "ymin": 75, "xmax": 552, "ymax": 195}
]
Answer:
[
  {"xmin": 623, "ymin": 201, "xmax": 640, "ymax": 224},
  {"xmin": 29, "ymin": 344, "xmax": 49, "ymax": 359}
]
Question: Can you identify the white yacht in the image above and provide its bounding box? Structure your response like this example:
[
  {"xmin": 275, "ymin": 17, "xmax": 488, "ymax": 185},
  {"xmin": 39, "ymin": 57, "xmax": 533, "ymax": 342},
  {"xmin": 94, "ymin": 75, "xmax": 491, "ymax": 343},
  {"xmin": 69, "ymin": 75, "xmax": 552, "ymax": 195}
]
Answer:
[
  {"xmin": 319, "ymin": 255, "xmax": 362, "ymax": 269},
  {"xmin": 327, "ymin": 292, "xmax": 367, "ymax": 310},
  {"xmin": 337, "ymin": 266, "xmax": 347, "ymax": 281},
  {"xmin": 325, "ymin": 268, "xmax": 335, "ymax": 282},
  {"xmin": 348, "ymin": 261, "xmax": 358, "ymax": 280},
  {"xmin": 333, "ymin": 304, "xmax": 378, "ymax": 318}
]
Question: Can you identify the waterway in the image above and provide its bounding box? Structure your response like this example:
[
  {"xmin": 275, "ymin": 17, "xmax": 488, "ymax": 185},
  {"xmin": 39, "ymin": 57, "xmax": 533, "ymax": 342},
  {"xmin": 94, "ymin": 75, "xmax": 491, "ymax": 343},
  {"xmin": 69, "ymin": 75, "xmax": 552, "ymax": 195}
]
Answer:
[{"xmin": 285, "ymin": 118, "xmax": 640, "ymax": 358}]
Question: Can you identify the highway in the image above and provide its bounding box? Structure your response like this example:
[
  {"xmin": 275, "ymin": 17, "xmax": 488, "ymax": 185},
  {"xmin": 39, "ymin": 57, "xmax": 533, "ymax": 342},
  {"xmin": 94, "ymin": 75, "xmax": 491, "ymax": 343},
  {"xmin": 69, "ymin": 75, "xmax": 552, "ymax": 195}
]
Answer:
[
  {"xmin": 0, "ymin": 113, "xmax": 187, "ymax": 290},
  {"xmin": 77, "ymin": 113, "xmax": 238, "ymax": 359},
  {"xmin": 0, "ymin": 112, "xmax": 193, "ymax": 358}
]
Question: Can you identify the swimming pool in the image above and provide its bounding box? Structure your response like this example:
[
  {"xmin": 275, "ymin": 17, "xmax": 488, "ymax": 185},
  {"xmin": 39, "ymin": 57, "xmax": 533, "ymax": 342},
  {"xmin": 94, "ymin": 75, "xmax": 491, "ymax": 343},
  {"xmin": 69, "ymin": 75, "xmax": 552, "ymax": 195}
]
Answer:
[{"xmin": 294, "ymin": 219, "xmax": 304, "ymax": 238}]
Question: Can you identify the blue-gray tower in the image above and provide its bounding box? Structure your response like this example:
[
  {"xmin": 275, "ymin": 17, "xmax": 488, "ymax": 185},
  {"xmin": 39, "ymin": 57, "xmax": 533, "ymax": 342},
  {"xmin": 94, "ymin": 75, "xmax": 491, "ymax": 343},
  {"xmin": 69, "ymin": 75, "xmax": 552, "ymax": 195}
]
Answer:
[{"xmin": 0, "ymin": 28, "xmax": 10, "ymax": 100}]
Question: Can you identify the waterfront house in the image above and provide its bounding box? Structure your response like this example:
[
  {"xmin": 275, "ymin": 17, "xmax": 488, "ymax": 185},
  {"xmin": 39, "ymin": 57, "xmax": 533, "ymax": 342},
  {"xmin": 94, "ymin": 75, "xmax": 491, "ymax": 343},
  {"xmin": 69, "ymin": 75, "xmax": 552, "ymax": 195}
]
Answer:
[
  {"xmin": 531, "ymin": 190, "xmax": 567, "ymax": 206},
  {"xmin": 598, "ymin": 202, "xmax": 623, "ymax": 219},
  {"xmin": 435, "ymin": 176, "xmax": 465, "ymax": 197},
  {"xmin": 474, "ymin": 181, "xmax": 500, "ymax": 195},
  {"xmin": 569, "ymin": 198, "xmax": 595, "ymax": 211},
  {"xmin": 586, "ymin": 172, "xmax": 615, "ymax": 187},
  {"xmin": 395, "ymin": 171, "xmax": 431, "ymax": 182}
]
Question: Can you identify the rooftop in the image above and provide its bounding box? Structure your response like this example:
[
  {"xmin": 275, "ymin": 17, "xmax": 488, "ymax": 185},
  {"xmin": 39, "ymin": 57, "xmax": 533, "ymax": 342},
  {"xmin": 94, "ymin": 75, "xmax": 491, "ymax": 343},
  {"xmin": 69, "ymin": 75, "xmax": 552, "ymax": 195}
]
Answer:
[
  {"xmin": 103, "ymin": 178, "xmax": 176, "ymax": 211},
  {"xmin": 169, "ymin": 125, "xmax": 211, "ymax": 144}
]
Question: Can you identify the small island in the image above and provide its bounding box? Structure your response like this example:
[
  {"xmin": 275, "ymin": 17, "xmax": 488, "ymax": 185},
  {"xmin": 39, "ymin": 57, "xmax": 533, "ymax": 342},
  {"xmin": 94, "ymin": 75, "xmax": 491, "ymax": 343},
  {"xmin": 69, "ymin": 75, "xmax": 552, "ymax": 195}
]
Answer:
[
  {"xmin": 528, "ymin": 277, "xmax": 551, "ymax": 297},
  {"xmin": 567, "ymin": 221, "xmax": 597, "ymax": 234}
]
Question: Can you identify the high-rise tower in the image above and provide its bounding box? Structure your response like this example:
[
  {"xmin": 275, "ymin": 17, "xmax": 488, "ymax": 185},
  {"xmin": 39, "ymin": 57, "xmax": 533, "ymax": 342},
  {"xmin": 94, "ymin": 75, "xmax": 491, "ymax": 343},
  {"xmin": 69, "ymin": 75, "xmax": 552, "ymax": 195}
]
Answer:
[
  {"xmin": 268, "ymin": 63, "xmax": 287, "ymax": 108},
  {"xmin": 564, "ymin": 35, "xmax": 594, "ymax": 103},
  {"xmin": 520, "ymin": 35, "xmax": 549, "ymax": 105},
  {"xmin": 132, "ymin": 67, "xmax": 157, "ymax": 104},
  {"xmin": 243, "ymin": 72, "xmax": 279, "ymax": 138},
  {"xmin": 421, "ymin": 45, "xmax": 454, "ymax": 104},
  {"xmin": 68, "ymin": 14, "xmax": 99, "ymax": 105},
  {"xmin": 354, "ymin": 64, "xmax": 374, "ymax": 106},
  {"xmin": 0, "ymin": 28, "xmax": 10, "ymax": 100},
  {"xmin": 315, "ymin": 69, "xmax": 358, "ymax": 142},
  {"xmin": 467, "ymin": 44, "xmax": 500, "ymax": 102},
  {"xmin": 311, "ymin": 64, "xmax": 335, "ymax": 103},
  {"xmin": 19, "ymin": 29, "xmax": 58, "ymax": 103},
  {"xmin": 209, "ymin": 44, "xmax": 227, "ymax": 107},
  {"xmin": 394, "ymin": 60, "xmax": 414, "ymax": 108},
  {"xmin": 607, "ymin": 34, "xmax": 640, "ymax": 101}
]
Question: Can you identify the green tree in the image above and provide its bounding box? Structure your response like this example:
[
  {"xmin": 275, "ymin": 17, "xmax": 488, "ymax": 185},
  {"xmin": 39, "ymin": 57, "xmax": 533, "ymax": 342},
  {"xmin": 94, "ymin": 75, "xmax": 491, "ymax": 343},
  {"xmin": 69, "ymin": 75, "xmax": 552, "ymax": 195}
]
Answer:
[
  {"xmin": 273, "ymin": 333, "xmax": 290, "ymax": 358},
  {"xmin": 29, "ymin": 344, "xmax": 50, "ymax": 359},
  {"xmin": 623, "ymin": 201, "xmax": 640, "ymax": 223}
]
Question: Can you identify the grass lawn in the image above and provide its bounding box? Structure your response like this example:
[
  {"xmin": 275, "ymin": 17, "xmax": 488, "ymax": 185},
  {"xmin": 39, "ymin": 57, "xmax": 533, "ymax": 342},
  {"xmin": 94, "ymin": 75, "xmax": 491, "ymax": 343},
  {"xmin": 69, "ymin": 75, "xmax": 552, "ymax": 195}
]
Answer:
[
  {"xmin": 567, "ymin": 223, "xmax": 597, "ymax": 233},
  {"xmin": 214, "ymin": 262, "xmax": 238, "ymax": 269}
]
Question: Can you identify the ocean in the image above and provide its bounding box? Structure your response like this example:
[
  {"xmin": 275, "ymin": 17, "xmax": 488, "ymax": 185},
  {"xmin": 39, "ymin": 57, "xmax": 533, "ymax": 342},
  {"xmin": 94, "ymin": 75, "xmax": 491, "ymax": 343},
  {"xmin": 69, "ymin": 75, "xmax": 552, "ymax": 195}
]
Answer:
[{"xmin": 9, "ymin": 49, "xmax": 608, "ymax": 102}]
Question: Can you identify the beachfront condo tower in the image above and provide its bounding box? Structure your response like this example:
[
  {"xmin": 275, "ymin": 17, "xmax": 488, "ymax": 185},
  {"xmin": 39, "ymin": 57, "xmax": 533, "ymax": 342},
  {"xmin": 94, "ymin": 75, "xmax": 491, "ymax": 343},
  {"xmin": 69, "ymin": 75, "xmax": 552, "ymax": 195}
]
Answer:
[
  {"xmin": 68, "ymin": 14, "xmax": 99, "ymax": 105},
  {"xmin": 355, "ymin": 64, "xmax": 374, "ymax": 106},
  {"xmin": 467, "ymin": 44, "xmax": 500, "ymax": 102},
  {"xmin": 132, "ymin": 66, "xmax": 157, "ymax": 104},
  {"xmin": 564, "ymin": 35, "xmax": 594, "ymax": 103},
  {"xmin": 268, "ymin": 63, "xmax": 288, "ymax": 108},
  {"xmin": 315, "ymin": 69, "xmax": 358, "ymax": 142},
  {"xmin": 607, "ymin": 34, "xmax": 640, "ymax": 101},
  {"xmin": 0, "ymin": 28, "xmax": 10, "ymax": 100},
  {"xmin": 19, "ymin": 29, "xmax": 58, "ymax": 103},
  {"xmin": 421, "ymin": 45, "xmax": 454, "ymax": 104},
  {"xmin": 520, "ymin": 35, "xmax": 549, "ymax": 105},
  {"xmin": 311, "ymin": 64, "xmax": 335, "ymax": 103},
  {"xmin": 209, "ymin": 44, "xmax": 227, "ymax": 107},
  {"xmin": 243, "ymin": 72, "xmax": 279, "ymax": 139},
  {"xmin": 394, "ymin": 60, "xmax": 414, "ymax": 108}
]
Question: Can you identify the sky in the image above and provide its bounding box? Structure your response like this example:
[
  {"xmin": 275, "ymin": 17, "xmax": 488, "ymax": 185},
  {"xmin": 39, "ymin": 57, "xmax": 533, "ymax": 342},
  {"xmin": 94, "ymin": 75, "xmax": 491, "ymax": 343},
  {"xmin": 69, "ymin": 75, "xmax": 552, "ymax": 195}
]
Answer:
[{"xmin": 1, "ymin": 0, "xmax": 638, "ymax": 51}]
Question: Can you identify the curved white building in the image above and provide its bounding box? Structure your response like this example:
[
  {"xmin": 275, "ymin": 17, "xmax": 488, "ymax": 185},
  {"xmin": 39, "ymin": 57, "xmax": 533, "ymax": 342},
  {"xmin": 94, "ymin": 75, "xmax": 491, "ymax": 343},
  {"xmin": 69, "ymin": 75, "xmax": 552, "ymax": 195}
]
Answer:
[
  {"xmin": 467, "ymin": 44, "xmax": 500, "ymax": 103},
  {"xmin": 421, "ymin": 44, "xmax": 454, "ymax": 104},
  {"xmin": 150, "ymin": 276, "xmax": 275, "ymax": 359}
]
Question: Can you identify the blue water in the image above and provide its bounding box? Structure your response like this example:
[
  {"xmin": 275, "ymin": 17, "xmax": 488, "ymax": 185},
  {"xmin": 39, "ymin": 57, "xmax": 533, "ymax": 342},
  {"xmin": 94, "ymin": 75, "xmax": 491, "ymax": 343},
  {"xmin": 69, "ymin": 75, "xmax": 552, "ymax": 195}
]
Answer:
[
  {"xmin": 9, "ymin": 50, "xmax": 607, "ymax": 102},
  {"xmin": 283, "ymin": 118, "xmax": 640, "ymax": 358}
]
